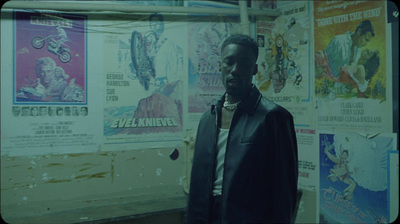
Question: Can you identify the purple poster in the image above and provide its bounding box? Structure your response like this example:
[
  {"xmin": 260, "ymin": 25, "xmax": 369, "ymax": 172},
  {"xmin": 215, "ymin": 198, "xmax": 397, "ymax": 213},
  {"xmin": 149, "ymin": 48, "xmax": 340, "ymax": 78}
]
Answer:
[{"xmin": 14, "ymin": 11, "xmax": 86, "ymax": 104}]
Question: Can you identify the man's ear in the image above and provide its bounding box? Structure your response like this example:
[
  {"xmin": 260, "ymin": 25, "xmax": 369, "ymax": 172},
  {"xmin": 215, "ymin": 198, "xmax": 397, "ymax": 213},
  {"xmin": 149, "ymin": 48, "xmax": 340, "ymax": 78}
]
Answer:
[{"xmin": 252, "ymin": 64, "xmax": 258, "ymax": 76}]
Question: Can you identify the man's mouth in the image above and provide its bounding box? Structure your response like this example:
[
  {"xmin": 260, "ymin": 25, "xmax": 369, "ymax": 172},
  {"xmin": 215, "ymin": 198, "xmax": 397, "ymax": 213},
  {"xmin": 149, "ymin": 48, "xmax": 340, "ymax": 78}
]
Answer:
[{"xmin": 226, "ymin": 78, "xmax": 240, "ymax": 87}]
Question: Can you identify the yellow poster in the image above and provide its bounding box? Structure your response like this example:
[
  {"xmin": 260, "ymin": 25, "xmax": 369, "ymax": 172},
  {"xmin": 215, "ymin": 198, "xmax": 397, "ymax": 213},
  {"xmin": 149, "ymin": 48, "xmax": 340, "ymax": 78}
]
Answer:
[{"xmin": 314, "ymin": 1, "xmax": 392, "ymax": 133}]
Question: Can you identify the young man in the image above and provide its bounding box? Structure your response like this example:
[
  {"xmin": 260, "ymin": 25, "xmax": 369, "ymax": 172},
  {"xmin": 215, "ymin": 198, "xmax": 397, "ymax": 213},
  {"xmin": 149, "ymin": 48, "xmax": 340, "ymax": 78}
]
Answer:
[{"xmin": 187, "ymin": 34, "xmax": 298, "ymax": 224}]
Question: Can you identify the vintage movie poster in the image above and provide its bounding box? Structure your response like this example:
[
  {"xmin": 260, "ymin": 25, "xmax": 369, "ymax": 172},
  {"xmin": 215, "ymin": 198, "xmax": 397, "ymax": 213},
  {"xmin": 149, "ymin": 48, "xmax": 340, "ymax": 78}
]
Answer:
[
  {"xmin": 319, "ymin": 132, "xmax": 395, "ymax": 223},
  {"xmin": 255, "ymin": 1, "xmax": 313, "ymax": 128},
  {"xmin": 295, "ymin": 128, "xmax": 319, "ymax": 223},
  {"xmin": 186, "ymin": 1, "xmax": 240, "ymax": 130},
  {"xmin": 14, "ymin": 10, "xmax": 86, "ymax": 104},
  {"xmin": 102, "ymin": 13, "xmax": 187, "ymax": 149},
  {"xmin": 314, "ymin": 1, "xmax": 392, "ymax": 133},
  {"xmin": 296, "ymin": 128, "xmax": 319, "ymax": 191},
  {"xmin": 1, "ymin": 10, "xmax": 101, "ymax": 156},
  {"xmin": 388, "ymin": 150, "xmax": 399, "ymax": 223}
]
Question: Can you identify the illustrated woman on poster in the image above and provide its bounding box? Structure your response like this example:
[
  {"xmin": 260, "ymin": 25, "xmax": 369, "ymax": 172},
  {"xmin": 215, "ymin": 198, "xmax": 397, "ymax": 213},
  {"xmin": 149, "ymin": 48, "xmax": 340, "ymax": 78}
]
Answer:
[
  {"xmin": 315, "ymin": 20, "xmax": 375, "ymax": 80},
  {"xmin": 324, "ymin": 20, "xmax": 375, "ymax": 79},
  {"xmin": 315, "ymin": 48, "xmax": 380, "ymax": 98},
  {"xmin": 338, "ymin": 49, "xmax": 380, "ymax": 98}
]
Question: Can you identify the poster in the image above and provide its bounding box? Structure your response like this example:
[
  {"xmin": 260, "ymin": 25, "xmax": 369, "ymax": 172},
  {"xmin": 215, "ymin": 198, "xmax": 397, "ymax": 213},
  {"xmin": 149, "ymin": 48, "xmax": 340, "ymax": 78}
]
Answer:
[
  {"xmin": 388, "ymin": 150, "xmax": 399, "ymax": 223},
  {"xmin": 314, "ymin": 1, "xmax": 392, "ymax": 133},
  {"xmin": 1, "ymin": 10, "xmax": 101, "ymax": 156},
  {"xmin": 186, "ymin": 1, "xmax": 240, "ymax": 130},
  {"xmin": 255, "ymin": 1, "xmax": 313, "ymax": 128},
  {"xmin": 14, "ymin": 11, "xmax": 86, "ymax": 104},
  {"xmin": 295, "ymin": 128, "xmax": 319, "ymax": 223},
  {"xmin": 296, "ymin": 128, "xmax": 318, "ymax": 191},
  {"xmin": 102, "ymin": 13, "xmax": 187, "ymax": 149},
  {"xmin": 319, "ymin": 132, "xmax": 395, "ymax": 223}
]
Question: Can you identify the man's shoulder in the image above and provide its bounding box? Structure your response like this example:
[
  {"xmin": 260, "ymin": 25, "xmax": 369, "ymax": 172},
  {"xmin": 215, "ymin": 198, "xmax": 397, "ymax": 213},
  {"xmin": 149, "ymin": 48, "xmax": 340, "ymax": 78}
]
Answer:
[{"xmin": 258, "ymin": 97, "xmax": 292, "ymax": 116}]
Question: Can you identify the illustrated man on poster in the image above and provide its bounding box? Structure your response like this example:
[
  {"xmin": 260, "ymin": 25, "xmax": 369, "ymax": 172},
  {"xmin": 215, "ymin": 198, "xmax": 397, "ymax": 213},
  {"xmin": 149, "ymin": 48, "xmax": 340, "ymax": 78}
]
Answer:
[
  {"xmin": 130, "ymin": 13, "xmax": 183, "ymax": 90},
  {"xmin": 320, "ymin": 20, "xmax": 376, "ymax": 79},
  {"xmin": 17, "ymin": 57, "xmax": 56, "ymax": 101}
]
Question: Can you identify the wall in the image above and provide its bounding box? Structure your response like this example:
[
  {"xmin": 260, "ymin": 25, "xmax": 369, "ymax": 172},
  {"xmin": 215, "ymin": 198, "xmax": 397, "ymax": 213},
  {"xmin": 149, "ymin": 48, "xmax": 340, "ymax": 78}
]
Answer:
[
  {"xmin": 1, "ymin": 1, "xmax": 193, "ymax": 223},
  {"xmin": 1, "ymin": 1, "xmax": 398, "ymax": 224},
  {"xmin": 1, "ymin": 148, "xmax": 187, "ymax": 223}
]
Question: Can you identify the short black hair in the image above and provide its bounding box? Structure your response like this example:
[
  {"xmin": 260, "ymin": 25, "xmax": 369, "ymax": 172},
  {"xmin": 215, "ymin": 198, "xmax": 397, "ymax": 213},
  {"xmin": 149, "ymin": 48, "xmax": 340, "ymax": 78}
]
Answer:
[
  {"xmin": 364, "ymin": 51, "xmax": 380, "ymax": 80},
  {"xmin": 355, "ymin": 20, "xmax": 375, "ymax": 37},
  {"xmin": 221, "ymin": 34, "xmax": 259, "ymax": 60}
]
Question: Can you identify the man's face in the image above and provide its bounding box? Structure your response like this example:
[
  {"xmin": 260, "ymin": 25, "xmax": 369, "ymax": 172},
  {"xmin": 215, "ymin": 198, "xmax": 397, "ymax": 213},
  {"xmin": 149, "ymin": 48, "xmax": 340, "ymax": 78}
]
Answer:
[
  {"xmin": 40, "ymin": 107, "xmax": 47, "ymax": 115},
  {"xmin": 80, "ymin": 107, "xmax": 88, "ymax": 116},
  {"xmin": 355, "ymin": 31, "xmax": 373, "ymax": 48},
  {"xmin": 12, "ymin": 107, "xmax": 20, "ymax": 116},
  {"xmin": 150, "ymin": 17, "xmax": 164, "ymax": 35},
  {"xmin": 37, "ymin": 64, "xmax": 53, "ymax": 86},
  {"xmin": 220, "ymin": 44, "xmax": 257, "ymax": 98}
]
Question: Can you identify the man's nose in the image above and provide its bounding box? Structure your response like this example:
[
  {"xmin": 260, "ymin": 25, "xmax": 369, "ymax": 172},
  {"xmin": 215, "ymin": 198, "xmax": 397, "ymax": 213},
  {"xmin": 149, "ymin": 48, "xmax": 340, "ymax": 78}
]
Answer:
[{"xmin": 231, "ymin": 63, "xmax": 240, "ymax": 74}]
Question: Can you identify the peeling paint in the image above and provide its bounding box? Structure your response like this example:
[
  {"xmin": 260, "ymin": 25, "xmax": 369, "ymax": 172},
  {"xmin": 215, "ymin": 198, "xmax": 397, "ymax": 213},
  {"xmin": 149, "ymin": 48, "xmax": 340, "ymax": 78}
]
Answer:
[
  {"xmin": 157, "ymin": 150, "xmax": 165, "ymax": 157},
  {"xmin": 42, "ymin": 173, "xmax": 49, "ymax": 181},
  {"xmin": 6, "ymin": 164, "xmax": 24, "ymax": 168},
  {"xmin": 45, "ymin": 179, "xmax": 72, "ymax": 183},
  {"xmin": 75, "ymin": 172, "xmax": 108, "ymax": 180},
  {"xmin": 156, "ymin": 168, "xmax": 162, "ymax": 176},
  {"xmin": 79, "ymin": 167, "xmax": 91, "ymax": 172},
  {"xmin": 111, "ymin": 153, "xmax": 115, "ymax": 183},
  {"xmin": 45, "ymin": 163, "xmax": 64, "ymax": 167}
]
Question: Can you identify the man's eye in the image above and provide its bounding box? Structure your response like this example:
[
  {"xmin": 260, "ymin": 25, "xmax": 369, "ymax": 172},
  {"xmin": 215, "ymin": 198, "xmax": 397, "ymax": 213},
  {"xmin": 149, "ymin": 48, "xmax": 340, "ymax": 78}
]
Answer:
[{"xmin": 224, "ymin": 60, "xmax": 233, "ymax": 66}]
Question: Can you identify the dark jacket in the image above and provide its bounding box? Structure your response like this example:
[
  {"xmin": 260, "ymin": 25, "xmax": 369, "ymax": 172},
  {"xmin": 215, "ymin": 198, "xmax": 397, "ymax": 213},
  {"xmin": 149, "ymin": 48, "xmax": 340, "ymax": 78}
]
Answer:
[{"xmin": 187, "ymin": 86, "xmax": 298, "ymax": 224}]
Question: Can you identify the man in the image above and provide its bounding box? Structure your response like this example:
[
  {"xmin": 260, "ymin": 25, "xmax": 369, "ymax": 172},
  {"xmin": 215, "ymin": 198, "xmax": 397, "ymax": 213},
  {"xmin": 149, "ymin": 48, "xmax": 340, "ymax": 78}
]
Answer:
[
  {"xmin": 39, "ymin": 106, "xmax": 47, "ymax": 116},
  {"xmin": 80, "ymin": 107, "xmax": 88, "ymax": 116},
  {"xmin": 18, "ymin": 57, "xmax": 56, "ymax": 101},
  {"xmin": 187, "ymin": 34, "xmax": 298, "ymax": 224},
  {"xmin": 324, "ymin": 20, "xmax": 375, "ymax": 79},
  {"xmin": 34, "ymin": 57, "xmax": 56, "ymax": 99}
]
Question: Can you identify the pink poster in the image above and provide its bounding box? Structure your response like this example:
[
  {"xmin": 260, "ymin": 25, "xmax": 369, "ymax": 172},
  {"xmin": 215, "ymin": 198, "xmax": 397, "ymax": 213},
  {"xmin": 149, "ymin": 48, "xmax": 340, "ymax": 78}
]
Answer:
[{"xmin": 14, "ymin": 10, "xmax": 86, "ymax": 104}]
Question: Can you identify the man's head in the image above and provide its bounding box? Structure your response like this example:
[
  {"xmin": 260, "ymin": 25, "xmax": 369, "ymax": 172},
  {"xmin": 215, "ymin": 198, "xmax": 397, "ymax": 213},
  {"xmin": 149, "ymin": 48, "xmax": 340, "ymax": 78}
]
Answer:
[
  {"xmin": 353, "ymin": 20, "xmax": 375, "ymax": 48},
  {"xmin": 220, "ymin": 34, "xmax": 258, "ymax": 99},
  {"xmin": 149, "ymin": 13, "xmax": 164, "ymax": 36},
  {"xmin": 35, "ymin": 57, "xmax": 56, "ymax": 88},
  {"xmin": 80, "ymin": 107, "xmax": 88, "ymax": 116}
]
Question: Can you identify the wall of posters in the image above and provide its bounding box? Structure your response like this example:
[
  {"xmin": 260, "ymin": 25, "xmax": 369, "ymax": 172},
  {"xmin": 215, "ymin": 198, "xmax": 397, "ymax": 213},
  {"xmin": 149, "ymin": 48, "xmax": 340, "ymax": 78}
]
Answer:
[
  {"xmin": 0, "ymin": 1, "xmax": 398, "ymax": 223},
  {"xmin": 314, "ymin": 1, "xmax": 392, "ymax": 133}
]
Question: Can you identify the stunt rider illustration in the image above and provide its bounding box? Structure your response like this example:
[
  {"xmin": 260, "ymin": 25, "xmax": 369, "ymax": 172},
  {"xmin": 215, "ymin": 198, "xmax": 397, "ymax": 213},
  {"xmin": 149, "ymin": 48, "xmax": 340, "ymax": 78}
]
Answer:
[{"xmin": 31, "ymin": 26, "xmax": 71, "ymax": 63}]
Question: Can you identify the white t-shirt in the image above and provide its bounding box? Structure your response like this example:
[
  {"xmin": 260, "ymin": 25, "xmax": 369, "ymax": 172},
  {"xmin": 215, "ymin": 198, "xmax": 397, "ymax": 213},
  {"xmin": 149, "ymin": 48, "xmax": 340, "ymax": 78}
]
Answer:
[{"xmin": 213, "ymin": 128, "xmax": 229, "ymax": 196}]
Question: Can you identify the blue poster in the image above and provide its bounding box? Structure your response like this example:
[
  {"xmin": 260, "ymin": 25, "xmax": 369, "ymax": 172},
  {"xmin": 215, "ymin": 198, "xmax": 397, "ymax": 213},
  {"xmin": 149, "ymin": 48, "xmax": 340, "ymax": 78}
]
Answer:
[{"xmin": 319, "ymin": 132, "xmax": 393, "ymax": 223}]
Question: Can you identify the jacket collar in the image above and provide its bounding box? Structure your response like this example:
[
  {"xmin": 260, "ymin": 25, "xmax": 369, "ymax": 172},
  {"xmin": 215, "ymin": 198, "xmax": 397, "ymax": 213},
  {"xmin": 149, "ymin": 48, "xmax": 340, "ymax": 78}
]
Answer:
[{"xmin": 214, "ymin": 85, "xmax": 261, "ymax": 115}]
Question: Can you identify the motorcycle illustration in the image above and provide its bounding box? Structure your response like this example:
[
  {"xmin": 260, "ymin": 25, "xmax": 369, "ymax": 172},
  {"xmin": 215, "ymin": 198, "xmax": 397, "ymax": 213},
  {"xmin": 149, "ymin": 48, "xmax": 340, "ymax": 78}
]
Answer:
[{"xmin": 31, "ymin": 35, "xmax": 71, "ymax": 63}]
